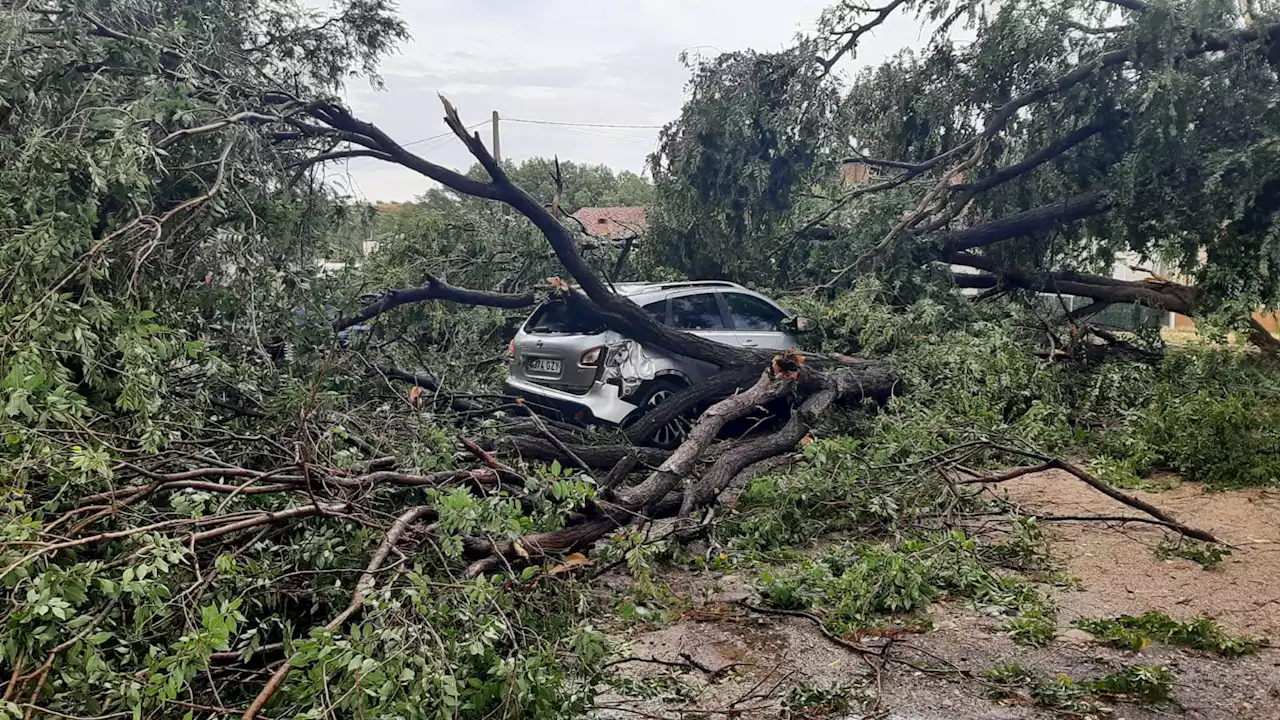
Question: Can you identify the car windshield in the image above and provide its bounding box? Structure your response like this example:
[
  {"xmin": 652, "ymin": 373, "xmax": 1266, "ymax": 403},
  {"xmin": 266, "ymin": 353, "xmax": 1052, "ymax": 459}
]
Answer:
[{"xmin": 524, "ymin": 300, "xmax": 607, "ymax": 334}]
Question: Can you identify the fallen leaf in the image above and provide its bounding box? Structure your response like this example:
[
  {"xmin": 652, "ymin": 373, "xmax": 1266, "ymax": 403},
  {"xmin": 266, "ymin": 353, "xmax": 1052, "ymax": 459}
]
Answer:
[
  {"xmin": 547, "ymin": 552, "xmax": 593, "ymax": 575},
  {"xmin": 408, "ymin": 386, "xmax": 424, "ymax": 408},
  {"xmin": 512, "ymin": 541, "xmax": 530, "ymax": 559}
]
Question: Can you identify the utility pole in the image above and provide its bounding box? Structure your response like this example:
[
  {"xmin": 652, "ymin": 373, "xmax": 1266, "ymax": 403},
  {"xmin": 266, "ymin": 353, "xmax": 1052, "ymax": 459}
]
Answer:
[{"xmin": 491, "ymin": 110, "xmax": 501, "ymax": 163}]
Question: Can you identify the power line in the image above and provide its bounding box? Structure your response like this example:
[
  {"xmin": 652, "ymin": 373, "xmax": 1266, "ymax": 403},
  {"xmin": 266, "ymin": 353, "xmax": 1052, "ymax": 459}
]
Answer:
[
  {"xmin": 399, "ymin": 120, "xmax": 490, "ymax": 149},
  {"xmin": 532, "ymin": 124, "xmax": 658, "ymax": 147},
  {"xmin": 505, "ymin": 117, "xmax": 663, "ymax": 130}
]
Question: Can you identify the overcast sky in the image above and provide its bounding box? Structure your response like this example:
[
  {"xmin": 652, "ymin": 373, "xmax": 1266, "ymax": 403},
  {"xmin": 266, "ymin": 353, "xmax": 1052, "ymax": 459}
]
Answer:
[{"xmin": 323, "ymin": 1, "xmax": 927, "ymax": 203}]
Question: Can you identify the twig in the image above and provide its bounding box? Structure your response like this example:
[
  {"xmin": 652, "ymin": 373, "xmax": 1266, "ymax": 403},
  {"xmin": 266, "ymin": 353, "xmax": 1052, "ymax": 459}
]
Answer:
[
  {"xmin": 242, "ymin": 506, "xmax": 434, "ymax": 719},
  {"xmin": 602, "ymin": 656, "xmax": 697, "ymax": 672},
  {"xmin": 170, "ymin": 700, "xmax": 273, "ymax": 719},
  {"xmin": 1029, "ymin": 514, "xmax": 1215, "ymax": 534},
  {"xmin": 735, "ymin": 600, "xmax": 879, "ymax": 657},
  {"xmin": 2, "ymin": 653, "xmax": 22, "ymax": 701},
  {"xmin": 190, "ymin": 503, "xmax": 345, "ymax": 543},
  {"xmin": 458, "ymin": 435, "xmax": 508, "ymax": 473},
  {"xmin": 521, "ymin": 407, "xmax": 591, "ymax": 474}
]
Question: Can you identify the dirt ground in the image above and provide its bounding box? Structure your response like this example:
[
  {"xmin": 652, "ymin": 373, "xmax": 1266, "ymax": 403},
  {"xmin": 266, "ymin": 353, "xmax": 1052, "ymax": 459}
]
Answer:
[
  {"xmin": 595, "ymin": 472, "xmax": 1280, "ymax": 719},
  {"xmin": 989, "ymin": 471, "xmax": 1280, "ymax": 640}
]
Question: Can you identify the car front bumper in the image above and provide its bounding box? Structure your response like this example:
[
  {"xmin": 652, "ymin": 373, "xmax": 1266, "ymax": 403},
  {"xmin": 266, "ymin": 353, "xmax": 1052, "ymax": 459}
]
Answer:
[{"xmin": 503, "ymin": 376, "xmax": 640, "ymax": 425}]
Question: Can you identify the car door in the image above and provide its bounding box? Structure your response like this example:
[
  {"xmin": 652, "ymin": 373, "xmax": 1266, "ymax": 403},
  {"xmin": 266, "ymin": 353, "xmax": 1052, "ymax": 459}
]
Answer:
[
  {"xmin": 723, "ymin": 291, "xmax": 796, "ymax": 350},
  {"xmin": 667, "ymin": 292, "xmax": 735, "ymax": 380}
]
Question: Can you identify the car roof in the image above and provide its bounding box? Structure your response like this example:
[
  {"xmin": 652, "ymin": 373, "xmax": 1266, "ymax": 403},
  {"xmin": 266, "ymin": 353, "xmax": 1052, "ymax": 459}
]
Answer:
[
  {"xmin": 612, "ymin": 280, "xmax": 744, "ymax": 297},
  {"xmin": 547, "ymin": 279, "xmax": 783, "ymax": 309}
]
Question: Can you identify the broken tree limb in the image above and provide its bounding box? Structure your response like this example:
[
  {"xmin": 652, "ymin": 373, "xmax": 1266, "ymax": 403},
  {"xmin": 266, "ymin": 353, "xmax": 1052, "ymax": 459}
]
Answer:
[
  {"xmin": 614, "ymin": 362, "xmax": 799, "ymax": 517},
  {"xmin": 464, "ymin": 360, "xmax": 802, "ymax": 575},
  {"xmin": 624, "ymin": 365, "xmax": 764, "ymax": 445},
  {"xmin": 680, "ymin": 385, "xmax": 837, "ymax": 516},
  {"xmin": 498, "ymin": 436, "xmax": 670, "ymax": 469},
  {"xmin": 964, "ymin": 456, "xmax": 1222, "ymax": 544},
  {"xmin": 334, "ymin": 275, "xmax": 535, "ymax": 331},
  {"xmin": 600, "ymin": 451, "xmax": 641, "ymax": 495}
]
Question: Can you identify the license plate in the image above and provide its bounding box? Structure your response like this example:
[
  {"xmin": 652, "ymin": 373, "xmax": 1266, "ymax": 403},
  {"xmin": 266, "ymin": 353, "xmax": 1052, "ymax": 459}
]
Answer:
[{"xmin": 525, "ymin": 357, "xmax": 562, "ymax": 374}]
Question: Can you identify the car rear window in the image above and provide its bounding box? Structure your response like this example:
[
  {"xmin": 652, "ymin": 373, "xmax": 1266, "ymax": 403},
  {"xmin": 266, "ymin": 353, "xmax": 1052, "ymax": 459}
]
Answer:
[{"xmin": 524, "ymin": 301, "xmax": 607, "ymax": 334}]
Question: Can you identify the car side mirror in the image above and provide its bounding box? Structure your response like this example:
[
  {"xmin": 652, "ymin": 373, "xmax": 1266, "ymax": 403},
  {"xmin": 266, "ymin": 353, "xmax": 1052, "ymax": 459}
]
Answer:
[{"xmin": 783, "ymin": 315, "xmax": 815, "ymax": 333}]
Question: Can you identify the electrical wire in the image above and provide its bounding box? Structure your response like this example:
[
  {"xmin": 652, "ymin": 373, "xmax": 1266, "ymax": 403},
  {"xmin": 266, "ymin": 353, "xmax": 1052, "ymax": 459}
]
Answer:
[
  {"xmin": 527, "ymin": 124, "xmax": 657, "ymax": 147},
  {"xmin": 504, "ymin": 117, "xmax": 663, "ymax": 130},
  {"xmin": 399, "ymin": 120, "xmax": 490, "ymax": 148}
]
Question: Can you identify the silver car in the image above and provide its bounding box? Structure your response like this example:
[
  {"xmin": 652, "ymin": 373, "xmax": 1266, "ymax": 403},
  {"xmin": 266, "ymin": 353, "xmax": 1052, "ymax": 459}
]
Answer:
[{"xmin": 503, "ymin": 281, "xmax": 807, "ymax": 446}]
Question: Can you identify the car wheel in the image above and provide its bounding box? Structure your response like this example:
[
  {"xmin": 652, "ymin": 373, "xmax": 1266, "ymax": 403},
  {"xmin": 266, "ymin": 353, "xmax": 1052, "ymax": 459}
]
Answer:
[{"xmin": 628, "ymin": 378, "xmax": 693, "ymax": 450}]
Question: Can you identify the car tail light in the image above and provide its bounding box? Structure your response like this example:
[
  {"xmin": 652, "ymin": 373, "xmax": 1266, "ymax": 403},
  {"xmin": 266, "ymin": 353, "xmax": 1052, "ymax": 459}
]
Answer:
[
  {"xmin": 507, "ymin": 340, "xmax": 515, "ymax": 358},
  {"xmin": 579, "ymin": 346, "xmax": 603, "ymax": 367}
]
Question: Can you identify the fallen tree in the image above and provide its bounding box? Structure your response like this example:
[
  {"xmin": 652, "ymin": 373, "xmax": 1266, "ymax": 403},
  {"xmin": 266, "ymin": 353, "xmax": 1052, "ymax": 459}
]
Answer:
[{"xmin": 273, "ymin": 94, "xmax": 903, "ymax": 566}]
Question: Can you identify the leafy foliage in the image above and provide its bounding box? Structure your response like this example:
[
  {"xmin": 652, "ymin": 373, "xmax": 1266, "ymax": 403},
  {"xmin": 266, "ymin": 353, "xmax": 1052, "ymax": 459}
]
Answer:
[
  {"xmin": 756, "ymin": 530, "xmax": 1054, "ymax": 637},
  {"xmin": 1076, "ymin": 612, "xmax": 1261, "ymax": 657},
  {"xmin": 1085, "ymin": 347, "xmax": 1280, "ymax": 487},
  {"xmin": 2, "ymin": 1, "xmax": 1278, "ymax": 717},
  {"xmin": 984, "ymin": 662, "xmax": 1176, "ymax": 713},
  {"xmin": 647, "ymin": 49, "xmax": 842, "ymax": 285},
  {"xmin": 1154, "ymin": 538, "xmax": 1233, "ymax": 568},
  {"xmin": 783, "ymin": 681, "xmax": 869, "ymax": 718},
  {"xmin": 0, "ymin": 4, "xmax": 614, "ymax": 718},
  {"xmin": 649, "ymin": 0, "xmax": 1280, "ymax": 331}
]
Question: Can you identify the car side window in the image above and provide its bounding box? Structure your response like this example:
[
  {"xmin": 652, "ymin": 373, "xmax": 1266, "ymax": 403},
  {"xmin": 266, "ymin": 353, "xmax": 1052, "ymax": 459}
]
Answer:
[
  {"xmin": 725, "ymin": 293, "xmax": 786, "ymax": 331},
  {"xmin": 642, "ymin": 300, "xmax": 667, "ymax": 325},
  {"xmin": 670, "ymin": 293, "xmax": 726, "ymax": 330}
]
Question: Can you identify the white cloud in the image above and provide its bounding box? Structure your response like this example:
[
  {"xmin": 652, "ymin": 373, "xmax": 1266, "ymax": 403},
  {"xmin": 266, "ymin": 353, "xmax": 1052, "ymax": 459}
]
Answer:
[{"xmin": 325, "ymin": 0, "xmax": 923, "ymax": 201}]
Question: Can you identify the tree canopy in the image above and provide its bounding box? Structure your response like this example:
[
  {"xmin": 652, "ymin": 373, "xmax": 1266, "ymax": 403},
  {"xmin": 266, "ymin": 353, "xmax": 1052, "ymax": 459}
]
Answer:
[{"xmin": 648, "ymin": 0, "xmax": 1280, "ymax": 342}]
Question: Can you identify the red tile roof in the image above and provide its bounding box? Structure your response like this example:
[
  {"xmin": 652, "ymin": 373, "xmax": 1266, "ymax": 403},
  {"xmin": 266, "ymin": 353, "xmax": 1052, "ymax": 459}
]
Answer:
[{"xmin": 572, "ymin": 206, "xmax": 647, "ymax": 239}]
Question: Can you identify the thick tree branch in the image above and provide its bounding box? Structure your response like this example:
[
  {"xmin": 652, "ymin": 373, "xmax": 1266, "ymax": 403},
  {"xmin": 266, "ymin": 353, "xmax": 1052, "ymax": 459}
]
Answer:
[
  {"xmin": 937, "ymin": 191, "xmax": 1112, "ymax": 254},
  {"xmin": 950, "ymin": 123, "xmax": 1112, "ymax": 198},
  {"xmin": 680, "ymin": 384, "xmax": 837, "ymax": 515},
  {"xmin": 287, "ymin": 98, "xmax": 507, "ymax": 201},
  {"xmin": 334, "ymin": 276, "xmax": 536, "ymax": 331},
  {"xmin": 946, "ymin": 253, "xmax": 1197, "ymax": 314}
]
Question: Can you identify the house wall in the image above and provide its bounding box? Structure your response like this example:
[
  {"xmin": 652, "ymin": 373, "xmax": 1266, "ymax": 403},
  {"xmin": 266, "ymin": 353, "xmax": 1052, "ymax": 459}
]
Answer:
[{"xmin": 1171, "ymin": 311, "xmax": 1280, "ymax": 333}]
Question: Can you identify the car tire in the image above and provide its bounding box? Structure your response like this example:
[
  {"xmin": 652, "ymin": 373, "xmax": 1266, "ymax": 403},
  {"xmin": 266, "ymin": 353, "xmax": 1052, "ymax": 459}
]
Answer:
[{"xmin": 626, "ymin": 378, "xmax": 693, "ymax": 450}]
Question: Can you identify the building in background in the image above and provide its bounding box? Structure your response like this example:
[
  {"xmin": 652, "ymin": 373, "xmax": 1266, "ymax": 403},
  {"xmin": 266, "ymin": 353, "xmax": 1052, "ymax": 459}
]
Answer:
[{"xmin": 571, "ymin": 206, "xmax": 647, "ymax": 239}]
